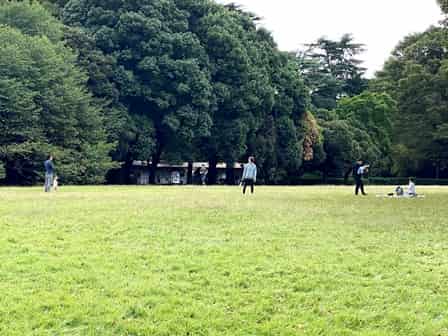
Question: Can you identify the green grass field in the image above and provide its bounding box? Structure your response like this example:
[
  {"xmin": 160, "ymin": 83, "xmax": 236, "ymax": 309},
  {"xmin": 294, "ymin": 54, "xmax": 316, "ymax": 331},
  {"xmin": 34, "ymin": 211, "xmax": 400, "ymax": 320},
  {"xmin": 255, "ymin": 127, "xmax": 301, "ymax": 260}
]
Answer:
[{"xmin": 1, "ymin": 186, "xmax": 448, "ymax": 336}]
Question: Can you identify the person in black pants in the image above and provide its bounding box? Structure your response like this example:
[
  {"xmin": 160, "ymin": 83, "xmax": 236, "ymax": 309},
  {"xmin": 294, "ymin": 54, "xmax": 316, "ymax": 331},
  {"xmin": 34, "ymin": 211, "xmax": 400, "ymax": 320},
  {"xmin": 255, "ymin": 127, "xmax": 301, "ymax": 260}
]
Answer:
[
  {"xmin": 241, "ymin": 157, "xmax": 257, "ymax": 195},
  {"xmin": 354, "ymin": 160, "xmax": 369, "ymax": 195}
]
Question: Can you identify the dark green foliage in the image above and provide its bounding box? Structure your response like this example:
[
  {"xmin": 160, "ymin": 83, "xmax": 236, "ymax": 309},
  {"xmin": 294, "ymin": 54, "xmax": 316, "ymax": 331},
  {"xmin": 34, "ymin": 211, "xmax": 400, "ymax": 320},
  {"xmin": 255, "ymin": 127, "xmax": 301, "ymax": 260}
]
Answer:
[
  {"xmin": 374, "ymin": 26, "xmax": 448, "ymax": 178},
  {"xmin": 438, "ymin": 0, "xmax": 448, "ymax": 14},
  {"xmin": 336, "ymin": 92, "xmax": 396, "ymax": 174},
  {"xmin": 298, "ymin": 34, "xmax": 368, "ymax": 110},
  {"xmin": 0, "ymin": 2, "xmax": 114, "ymax": 185},
  {"xmin": 0, "ymin": 1, "xmax": 63, "ymax": 41},
  {"xmin": 61, "ymin": 0, "xmax": 214, "ymax": 182},
  {"xmin": 58, "ymin": 0, "xmax": 310, "ymax": 184},
  {"xmin": 312, "ymin": 91, "xmax": 396, "ymax": 179},
  {"xmin": 2, "ymin": 0, "xmax": 444, "ymax": 184}
]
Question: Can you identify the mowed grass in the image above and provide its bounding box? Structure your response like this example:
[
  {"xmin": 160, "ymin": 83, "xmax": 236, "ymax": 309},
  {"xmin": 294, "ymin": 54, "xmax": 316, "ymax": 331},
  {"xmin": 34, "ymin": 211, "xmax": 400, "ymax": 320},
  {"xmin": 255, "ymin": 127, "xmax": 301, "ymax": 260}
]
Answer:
[{"xmin": 0, "ymin": 186, "xmax": 448, "ymax": 336}]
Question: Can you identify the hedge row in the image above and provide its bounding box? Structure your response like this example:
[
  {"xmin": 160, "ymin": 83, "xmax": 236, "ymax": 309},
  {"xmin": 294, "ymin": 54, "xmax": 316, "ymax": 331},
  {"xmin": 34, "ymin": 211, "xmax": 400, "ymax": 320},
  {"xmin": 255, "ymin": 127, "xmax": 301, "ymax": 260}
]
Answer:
[{"xmin": 297, "ymin": 177, "xmax": 448, "ymax": 186}]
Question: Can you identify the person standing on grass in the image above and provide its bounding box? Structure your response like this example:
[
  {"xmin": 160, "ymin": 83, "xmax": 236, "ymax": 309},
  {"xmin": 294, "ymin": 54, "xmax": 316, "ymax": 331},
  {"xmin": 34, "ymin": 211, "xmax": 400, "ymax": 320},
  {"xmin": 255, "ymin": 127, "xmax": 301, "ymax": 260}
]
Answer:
[
  {"xmin": 44, "ymin": 155, "xmax": 55, "ymax": 192},
  {"xmin": 241, "ymin": 156, "xmax": 257, "ymax": 195},
  {"xmin": 354, "ymin": 160, "xmax": 370, "ymax": 196},
  {"xmin": 199, "ymin": 164, "xmax": 208, "ymax": 185}
]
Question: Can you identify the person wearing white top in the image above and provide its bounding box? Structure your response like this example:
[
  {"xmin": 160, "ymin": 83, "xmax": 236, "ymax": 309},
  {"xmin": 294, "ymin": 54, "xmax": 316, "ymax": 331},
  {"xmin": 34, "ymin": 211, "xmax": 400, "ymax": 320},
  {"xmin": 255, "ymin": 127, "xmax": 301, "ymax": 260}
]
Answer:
[
  {"xmin": 407, "ymin": 178, "xmax": 416, "ymax": 196},
  {"xmin": 354, "ymin": 160, "xmax": 369, "ymax": 196}
]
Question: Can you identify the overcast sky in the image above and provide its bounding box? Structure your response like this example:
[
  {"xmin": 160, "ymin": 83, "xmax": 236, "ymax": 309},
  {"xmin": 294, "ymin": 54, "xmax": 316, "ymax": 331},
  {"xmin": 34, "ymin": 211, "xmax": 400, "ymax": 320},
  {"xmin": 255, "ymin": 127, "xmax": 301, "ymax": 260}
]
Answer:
[{"xmin": 215, "ymin": 0, "xmax": 443, "ymax": 77}]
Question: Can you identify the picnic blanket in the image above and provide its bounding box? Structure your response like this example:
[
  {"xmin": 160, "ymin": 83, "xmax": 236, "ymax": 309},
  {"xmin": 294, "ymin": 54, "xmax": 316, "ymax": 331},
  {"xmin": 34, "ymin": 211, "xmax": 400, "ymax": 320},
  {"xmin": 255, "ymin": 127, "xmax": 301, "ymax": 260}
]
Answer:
[{"xmin": 376, "ymin": 194, "xmax": 425, "ymax": 198}]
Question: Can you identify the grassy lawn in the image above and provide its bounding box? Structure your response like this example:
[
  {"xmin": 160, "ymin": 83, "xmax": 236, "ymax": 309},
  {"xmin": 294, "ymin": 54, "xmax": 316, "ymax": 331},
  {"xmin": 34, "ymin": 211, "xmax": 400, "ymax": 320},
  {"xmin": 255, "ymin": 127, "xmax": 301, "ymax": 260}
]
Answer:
[{"xmin": 0, "ymin": 186, "xmax": 448, "ymax": 336}]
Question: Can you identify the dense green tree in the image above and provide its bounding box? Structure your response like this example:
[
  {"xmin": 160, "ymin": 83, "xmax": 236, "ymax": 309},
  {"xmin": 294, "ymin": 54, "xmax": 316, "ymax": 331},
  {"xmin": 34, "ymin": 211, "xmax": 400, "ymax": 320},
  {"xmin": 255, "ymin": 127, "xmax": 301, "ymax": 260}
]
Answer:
[
  {"xmin": 174, "ymin": 1, "xmax": 309, "ymax": 184},
  {"xmin": 336, "ymin": 92, "xmax": 395, "ymax": 173},
  {"xmin": 0, "ymin": 2, "xmax": 114, "ymax": 184},
  {"xmin": 61, "ymin": 0, "xmax": 214, "ymax": 183},
  {"xmin": 0, "ymin": 1, "xmax": 63, "ymax": 41},
  {"xmin": 438, "ymin": 0, "xmax": 448, "ymax": 14},
  {"xmin": 182, "ymin": 3, "xmax": 272, "ymax": 182},
  {"xmin": 373, "ymin": 26, "xmax": 448, "ymax": 177},
  {"xmin": 310, "ymin": 91, "xmax": 396, "ymax": 179},
  {"xmin": 298, "ymin": 34, "xmax": 368, "ymax": 110}
]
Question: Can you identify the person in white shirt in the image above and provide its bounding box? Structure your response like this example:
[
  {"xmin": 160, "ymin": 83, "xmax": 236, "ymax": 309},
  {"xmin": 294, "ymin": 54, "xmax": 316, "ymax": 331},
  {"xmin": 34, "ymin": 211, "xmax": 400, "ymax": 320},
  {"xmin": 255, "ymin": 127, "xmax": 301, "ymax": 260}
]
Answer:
[
  {"xmin": 53, "ymin": 175, "xmax": 59, "ymax": 191},
  {"xmin": 407, "ymin": 178, "xmax": 416, "ymax": 197},
  {"xmin": 354, "ymin": 160, "xmax": 370, "ymax": 196}
]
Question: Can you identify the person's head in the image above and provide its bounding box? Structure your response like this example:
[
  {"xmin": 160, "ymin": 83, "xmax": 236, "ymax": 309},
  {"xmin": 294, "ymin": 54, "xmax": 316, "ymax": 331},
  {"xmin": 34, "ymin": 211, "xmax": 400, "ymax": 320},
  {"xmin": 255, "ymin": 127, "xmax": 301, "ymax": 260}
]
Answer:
[
  {"xmin": 357, "ymin": 159, "xmax": 363, "ymax": 165},
  {"xmin": 48, "ymin": 155, "xmax": 53, "ymax": 161},
  {"xmin": 409, "ymin": 177, "xmax": 414, "ymax": 184},
  {"xmin": 248, "ymin": 156, "xmax": 255, "ymax": 164}
]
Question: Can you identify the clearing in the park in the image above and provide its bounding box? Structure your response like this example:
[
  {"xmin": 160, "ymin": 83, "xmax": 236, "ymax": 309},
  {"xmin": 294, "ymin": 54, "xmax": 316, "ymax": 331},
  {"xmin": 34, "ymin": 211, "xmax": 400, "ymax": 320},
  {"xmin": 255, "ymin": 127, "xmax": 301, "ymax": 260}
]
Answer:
[{"xmin": 0, "ymin": 186, "xmax": 447, "ymax": 335}]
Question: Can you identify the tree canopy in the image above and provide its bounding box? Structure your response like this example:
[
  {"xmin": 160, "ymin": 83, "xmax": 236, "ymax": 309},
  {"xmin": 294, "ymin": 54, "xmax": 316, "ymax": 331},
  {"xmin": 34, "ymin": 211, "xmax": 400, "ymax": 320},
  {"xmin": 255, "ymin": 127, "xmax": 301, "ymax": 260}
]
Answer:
[
  {"xmin": 0, "ymin": 0, "xmax": 446, "ymax": 184},
  {"xmin": 0, "ymin": 1, "xmax": 114, "ymax": 185}
]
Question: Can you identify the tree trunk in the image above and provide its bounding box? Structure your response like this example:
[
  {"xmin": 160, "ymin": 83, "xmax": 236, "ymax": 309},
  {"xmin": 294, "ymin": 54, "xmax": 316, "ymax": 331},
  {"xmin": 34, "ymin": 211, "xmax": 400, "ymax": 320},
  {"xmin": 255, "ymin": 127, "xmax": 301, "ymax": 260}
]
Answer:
[
  {"xmin": 208, "ymin": 158, "xmax": 218, "ymax": 185},
  {"xmin": 343, "ymin": 165, "xmax": 351, "ymax": 185},
  {"xmin": 322, "ymin": 166, "xmax": 328, "ymax": 184},
  {"xmin": 435, "ymin": 161, "xmax": 441, "ymax": 180},
  {"xmin": 187, "ymin": 161, "xmax": 193, "ymax": 185},
  {"xmin": 225, "ymin": 161, "xmax": 235, "ymax": 185},
  {"xmin": 122, "ymin": 158, "xmax": 133, "ymax": 184},
  {"xmin": 149, "ymin": 147, "xmax": 163, "ymax": 185}
]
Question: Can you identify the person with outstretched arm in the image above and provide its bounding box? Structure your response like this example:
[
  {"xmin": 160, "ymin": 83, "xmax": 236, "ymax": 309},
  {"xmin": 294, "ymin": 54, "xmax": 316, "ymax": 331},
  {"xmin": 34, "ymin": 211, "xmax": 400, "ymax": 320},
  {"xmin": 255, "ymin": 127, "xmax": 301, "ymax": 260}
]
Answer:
[
  {"xmin": 354, "ymin": 160, "xmax": 369, "ymax": 196},
  {"xmin": 44, "ymin": 155, "xmax": 55, "ymax": 192},
  {"xmin": 241, "ymin": 156, "xmax": 257, "ymax": 195}
]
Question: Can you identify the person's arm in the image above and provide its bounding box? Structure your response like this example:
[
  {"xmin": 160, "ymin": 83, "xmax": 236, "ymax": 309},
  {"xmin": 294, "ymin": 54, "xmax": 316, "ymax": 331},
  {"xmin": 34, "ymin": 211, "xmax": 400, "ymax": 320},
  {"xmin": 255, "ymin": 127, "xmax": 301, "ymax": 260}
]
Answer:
[
  {"xmin": 242, "ymin": 165, "xmax": 247, "ymax": 180},
  {"xmin": 359, "ymin": 165, "xmax": 369, "ymax": 174},
  {"xmin": 254, "ymin": 166, "xmax": 257, "ymax": 182}
]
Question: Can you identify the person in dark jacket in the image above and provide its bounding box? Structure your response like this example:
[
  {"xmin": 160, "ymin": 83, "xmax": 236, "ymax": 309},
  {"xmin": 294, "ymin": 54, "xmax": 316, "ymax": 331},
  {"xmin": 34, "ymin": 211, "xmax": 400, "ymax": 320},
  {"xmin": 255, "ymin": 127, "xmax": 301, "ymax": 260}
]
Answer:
[
  {"xmin": 44, "ymin": 155, "xmax": 55, "ymax": 192},
  {"xmin": 353, "ymin": 160, "xmax": 369, "ymax": 196}
]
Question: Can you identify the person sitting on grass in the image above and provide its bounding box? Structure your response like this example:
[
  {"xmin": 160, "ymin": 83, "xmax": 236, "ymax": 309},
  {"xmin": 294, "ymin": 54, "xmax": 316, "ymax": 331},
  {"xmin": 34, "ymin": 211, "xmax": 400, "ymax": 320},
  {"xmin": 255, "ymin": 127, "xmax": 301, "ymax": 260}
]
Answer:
[
  {"xmin": 407, "ymin": 178, "xmax": 416, "ymax": 197},
  {"xmin": 395, "ymin": 186, "xmax": 404, "ymax": 196}
]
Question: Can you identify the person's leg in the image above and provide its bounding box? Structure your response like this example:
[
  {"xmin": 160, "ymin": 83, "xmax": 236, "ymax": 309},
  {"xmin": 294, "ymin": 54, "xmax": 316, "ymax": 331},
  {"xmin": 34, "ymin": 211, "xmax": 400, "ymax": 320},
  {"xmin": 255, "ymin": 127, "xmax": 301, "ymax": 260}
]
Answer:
[
  {"xmin": 45, "ymin": 174, "xmax": 52, "ymax": 192},
  {"xmin": 355, "ymin": 178, "xmax": 360, "ymax": 195},
  {"xmin": 360, "ymin": 179, "xmax": 366, "ymax": 195},
  {"xmin": 44, "ymin": 174, "xmax": 48, "ymax": 192},
  {"xmin": 242, "ymin": 180, "xmax": 247, "ymax": 194},
  {"xmin": 250, "ymin": 180, "xmax": 254, "ymax": 194}
]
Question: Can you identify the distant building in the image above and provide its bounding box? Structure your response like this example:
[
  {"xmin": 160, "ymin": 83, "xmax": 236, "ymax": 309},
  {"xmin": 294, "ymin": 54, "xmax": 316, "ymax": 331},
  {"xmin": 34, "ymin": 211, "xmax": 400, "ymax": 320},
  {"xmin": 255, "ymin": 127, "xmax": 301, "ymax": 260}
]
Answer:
[{"xmin": 131, "ymin": 161, "xmax": 243, "ymax": 185}]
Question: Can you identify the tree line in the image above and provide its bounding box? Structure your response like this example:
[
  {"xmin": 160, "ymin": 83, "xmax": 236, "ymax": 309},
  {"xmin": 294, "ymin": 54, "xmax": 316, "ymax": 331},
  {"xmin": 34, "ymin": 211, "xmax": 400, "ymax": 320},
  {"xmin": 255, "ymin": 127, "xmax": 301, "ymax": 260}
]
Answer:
[{"xmin": 0, "ymin": 0, "xmax": 447, "ymax": 185}]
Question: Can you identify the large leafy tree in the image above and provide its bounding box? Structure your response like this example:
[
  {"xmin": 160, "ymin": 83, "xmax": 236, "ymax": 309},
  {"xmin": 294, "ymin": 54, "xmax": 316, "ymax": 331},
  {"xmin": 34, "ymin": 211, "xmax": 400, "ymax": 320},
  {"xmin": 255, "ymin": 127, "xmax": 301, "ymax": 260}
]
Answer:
[
  {"xmin": 335, "ymin": 91, "xmax": 395, "ymax": 173},
  {"xmin": 298, "ymin": 34, "xmax": 368, "ymax": 110},
  {"xmin": 0, "ymin": 1, "xmax": 114, "ymax": 185},
  {"xmin": 373, "ymin": 26, "xmax": 448, "ymax": 177},
  {"xmin": 438, "ymin": 0, "xmax": 448, "ymax": 14},
  {"xmin": 177, "ymin": 2, "xmax": 309, "ymax": 184},
  {"xmin": 181, "ymin": 3, "xmax": 274, "ymax": 183},
  {"xmin": 45, "ymin": 0, "xmax": 311, "ymax": 185},
  {"xmin": 314, "ymin": 92, "xmax": 395, "ymax": 180},
  {"xmin": 61, "ymin": 0, "xmax": 214, "ymax": 183}
]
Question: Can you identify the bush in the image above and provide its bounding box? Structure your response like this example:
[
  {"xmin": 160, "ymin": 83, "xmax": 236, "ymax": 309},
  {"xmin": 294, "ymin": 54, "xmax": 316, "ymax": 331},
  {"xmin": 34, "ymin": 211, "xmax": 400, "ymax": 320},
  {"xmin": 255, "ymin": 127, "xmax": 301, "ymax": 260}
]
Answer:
[
  {"xmin": 295, "ymin": 176, "xmax": 448, "ymax": 186},
  {"xmin": 0, "ymin": 162, "xmax": 5, "ymax": 180}
]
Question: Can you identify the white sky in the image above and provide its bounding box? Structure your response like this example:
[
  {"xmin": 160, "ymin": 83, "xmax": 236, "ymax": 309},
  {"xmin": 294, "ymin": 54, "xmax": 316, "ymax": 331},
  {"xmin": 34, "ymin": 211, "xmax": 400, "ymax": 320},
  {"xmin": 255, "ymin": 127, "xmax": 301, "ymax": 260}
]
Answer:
[{"xmin": 215, "ymin": 0, "xmax": 443, "ymax": 77}]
